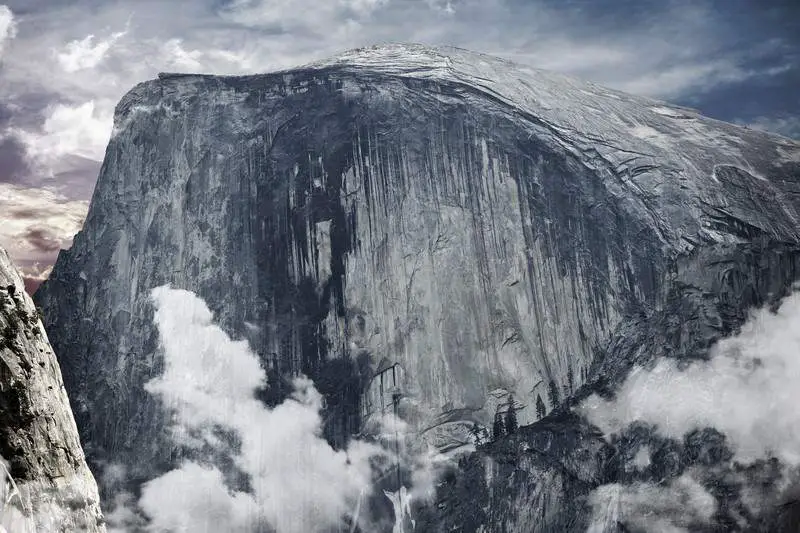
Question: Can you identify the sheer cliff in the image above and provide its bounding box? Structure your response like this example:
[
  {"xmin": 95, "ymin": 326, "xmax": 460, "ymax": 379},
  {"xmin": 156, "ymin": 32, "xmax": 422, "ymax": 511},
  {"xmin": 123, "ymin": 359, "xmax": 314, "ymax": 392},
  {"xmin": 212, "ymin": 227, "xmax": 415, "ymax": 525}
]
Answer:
[
  {"xmin": 34, "ymin": 44, "xmax": 800, "ymax": 530},
  {"xmin": 0, "ymin": 246, "xmax": 105, "ymax": 532}
]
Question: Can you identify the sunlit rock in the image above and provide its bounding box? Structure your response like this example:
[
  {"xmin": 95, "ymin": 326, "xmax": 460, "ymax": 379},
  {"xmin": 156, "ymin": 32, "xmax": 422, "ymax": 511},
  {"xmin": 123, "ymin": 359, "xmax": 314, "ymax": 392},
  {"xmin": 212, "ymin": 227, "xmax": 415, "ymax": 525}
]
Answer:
[{"xmin": 0, "ymin": 246, "xmax": 105, "ymax": 532}]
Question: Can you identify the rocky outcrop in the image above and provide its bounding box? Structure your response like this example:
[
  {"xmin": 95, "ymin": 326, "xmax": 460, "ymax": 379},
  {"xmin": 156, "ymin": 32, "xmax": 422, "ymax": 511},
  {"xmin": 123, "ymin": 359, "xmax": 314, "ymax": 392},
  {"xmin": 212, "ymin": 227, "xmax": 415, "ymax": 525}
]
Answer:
[
  {"xmin": 0, "ymin": 246, "xmax": 105, "ymax": 532},
  {"xmin": 34, "ymin": 44, "xmax": 800, "ymax": 528}
]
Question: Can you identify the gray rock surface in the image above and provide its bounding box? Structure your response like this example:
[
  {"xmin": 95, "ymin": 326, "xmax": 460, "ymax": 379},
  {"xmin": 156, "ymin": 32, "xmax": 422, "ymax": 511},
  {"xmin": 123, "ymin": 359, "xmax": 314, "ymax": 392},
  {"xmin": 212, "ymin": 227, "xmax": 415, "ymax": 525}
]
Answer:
[
  {"xmin": 34, "ymin": 44, "xmax": 800, "ymax": 529},
  {"xmin": 0, "ymin": 246, "xmax": 105, "ymax": 532}
]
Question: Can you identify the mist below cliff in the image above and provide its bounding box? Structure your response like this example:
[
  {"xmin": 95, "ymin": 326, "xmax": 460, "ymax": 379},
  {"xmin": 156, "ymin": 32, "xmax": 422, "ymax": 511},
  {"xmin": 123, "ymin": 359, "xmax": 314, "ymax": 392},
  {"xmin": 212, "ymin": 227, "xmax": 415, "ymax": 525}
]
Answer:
[
  {"xmin": 98, "ymin": 285, "xmax": 800, "ymax": 532},
  {"xmin": 106, "ymin": 285, "xmax": 438, "ymax": 533},
  {"xmin": 583, "ymin": 289, "xmax": 800, "ymax": 531}
]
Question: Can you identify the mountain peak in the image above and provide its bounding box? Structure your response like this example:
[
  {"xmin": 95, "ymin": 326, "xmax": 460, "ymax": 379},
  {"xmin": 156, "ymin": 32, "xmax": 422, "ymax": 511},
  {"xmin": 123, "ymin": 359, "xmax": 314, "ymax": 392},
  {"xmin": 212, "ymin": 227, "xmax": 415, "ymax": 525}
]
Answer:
[{"xmin": 42, "ymin": 43, "xmax": 800, "ymax": 532}]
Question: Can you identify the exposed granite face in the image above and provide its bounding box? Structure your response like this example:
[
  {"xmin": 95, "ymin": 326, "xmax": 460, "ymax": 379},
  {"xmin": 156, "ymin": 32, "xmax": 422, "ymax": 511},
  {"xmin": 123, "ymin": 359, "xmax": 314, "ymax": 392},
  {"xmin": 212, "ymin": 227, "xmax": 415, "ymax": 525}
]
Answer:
[
  {"xmin": 0, "ymin": 246, "xmax": 105, "ymax": 532},
  {"xmin": 34, "ymin": 44, "xmax": 800, "ymax": 528}
]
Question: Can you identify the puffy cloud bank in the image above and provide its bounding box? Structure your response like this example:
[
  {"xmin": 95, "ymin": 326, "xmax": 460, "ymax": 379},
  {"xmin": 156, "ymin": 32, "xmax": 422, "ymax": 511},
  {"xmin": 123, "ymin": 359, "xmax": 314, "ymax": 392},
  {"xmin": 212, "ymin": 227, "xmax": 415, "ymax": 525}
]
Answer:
[
  {"xmin": 118, "ymin": 286, "xmax": 387, "ymax": 532},
  {"xmin": 580, "ymin": 290, "xmax": 800, "ymax": 530},
  {"xmin": 16, "ymin": 100, "xmax": 115, "ymax": 164},
  {"xmin": 56, "ymin": 29, "xmax": 128, "ymax": 73},
  {"xmin": 582, "ymin": 291, "xmax": 800, "ymax": 465}
]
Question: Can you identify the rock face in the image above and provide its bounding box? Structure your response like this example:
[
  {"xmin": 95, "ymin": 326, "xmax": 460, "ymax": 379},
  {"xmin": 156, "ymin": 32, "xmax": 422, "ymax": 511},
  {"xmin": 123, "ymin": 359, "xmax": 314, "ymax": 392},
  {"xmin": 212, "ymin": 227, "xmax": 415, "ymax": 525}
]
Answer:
[
  {"xmin": 35, "ymin": 44, "xmax": 800, "ymax": 529},
  {"xmin": 0, "ymin": 246, "xmax": 105, "ymax": 532}
]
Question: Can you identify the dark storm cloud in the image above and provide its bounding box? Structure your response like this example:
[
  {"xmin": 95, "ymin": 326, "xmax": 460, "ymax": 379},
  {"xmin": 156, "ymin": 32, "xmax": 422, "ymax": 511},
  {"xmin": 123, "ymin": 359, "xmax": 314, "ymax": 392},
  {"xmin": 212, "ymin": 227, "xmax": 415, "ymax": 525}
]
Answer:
[
  {"xmin": 50, "ymin": 158, "xmax": 103, "ymax": 200},
  {"xmin": 660, "ymin": 1, "xmax": 799, "ymax": 130},
  {"xmin": 0, "ymin": 102, "xmax": 12, "ymax": 126},
  {"xmin": 8, "ymin": 207, "xmax": 47, "ymax": 219},
  {"xmin": 22, "ymin": 227, "xmax": 62, "ymax": 252},
  {"xmin": 495, "ymin": 0, "xmax": 799, "ymax": 133},
  {"xmin": 699, "ymin": 68, "xmax": 800, "ymax": 137},
  {"xmin": 0, "ymin": 133, "xmax": 31, "ymax": 183},
  {"xmin": 3, "ymin": 91, "xmax": 66, "ymax": 127}
]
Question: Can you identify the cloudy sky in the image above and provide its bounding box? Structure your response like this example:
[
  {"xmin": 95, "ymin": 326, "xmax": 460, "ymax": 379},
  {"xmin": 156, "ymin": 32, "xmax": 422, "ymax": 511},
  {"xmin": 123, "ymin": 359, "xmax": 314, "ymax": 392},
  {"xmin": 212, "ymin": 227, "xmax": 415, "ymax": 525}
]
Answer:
[{"xmin": 0, "ymin": 0, "xmax": 798, "ymax": 291}]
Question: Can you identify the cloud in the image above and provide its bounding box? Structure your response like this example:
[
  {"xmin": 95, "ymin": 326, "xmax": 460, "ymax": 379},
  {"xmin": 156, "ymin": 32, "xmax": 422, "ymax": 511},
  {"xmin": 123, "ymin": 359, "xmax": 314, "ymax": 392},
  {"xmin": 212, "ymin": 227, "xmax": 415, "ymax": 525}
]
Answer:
[
  {"xmin": 139, "ymin": 464, "xmax": 258, "ymax": 533},
  {"xmin": 56, "ymin": 29, "xmax": 128, "ymax": 72},
  {"xmin": 0, "ymin": 4, "xmax": 16, "ymax": 57},
  {"xmin": 580, "ymin": 290, "xmax": 800, "ymax": 466},
  {"xmin": 614, "ymin": 59, "xmax": 753, "ymax": 100},
  {"xmin": 0, "ymin": 131, "xmax": 31, "ymax": 183},
  {"xmin": 349, "ymin": 0, "xmax": 389, "ymax": 14},
  {"xmin": 21, "ymin": 227, "xmax": 61, "ymax": 252},
  {"xmin": 114, "ymin": 286, "xmax": 388, "ymax": 533},
  {"xmin": 587, "ymin": 474, "xmax": 717, "ymax": 533},
  {"xmin": 580, "ymin": 290, "xmax": 800, "ymax": 528},
  {"xmin": 738, "ymin": 115, "xmax": 800, "ymax": 140},
  {"xmin": 100, "ymin": 286, "xmax": 443, "ymax": 531},
  {"xmin": 426, "ymin": 0, "xmax": 456, "ymax": 15},
  {"xmin": 16, "ymin": 100, "xmax": 114, "ymax": 164},
  {"xmin": 219, "ymin": 0, "xmax": 389, "ymax": 32},
  {"xmin": 0, "ymin": 183, "xmax": 88, "ymax": 278}
]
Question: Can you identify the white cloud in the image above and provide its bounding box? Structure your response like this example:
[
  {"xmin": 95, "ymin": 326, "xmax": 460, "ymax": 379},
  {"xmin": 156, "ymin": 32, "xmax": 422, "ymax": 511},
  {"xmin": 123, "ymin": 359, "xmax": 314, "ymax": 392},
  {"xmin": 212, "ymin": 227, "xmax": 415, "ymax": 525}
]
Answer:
[
  {"xmin": 56, "ymin": 29, "xmax": 127, "ymax": 72},
  {"xmin": 615, "ymin": 60, "xmax": 753, "ymax": 99},
  {"xmin": 349, "ymin": 0, "xmax": 389, "ymax": 14},
  {"xmin": 161, "ymin": 38, "xmax": 204, "ymax": 71},
  {"xmin": 221, "ymin": 0, "xmax": 388, "ymax": 31},
  {"xmin": 153, "ymin": 37, "xmax": 324, "ymax": 75},
  {"xmin": 220, "ymin": 0, "xmax": 301, "ymax": 28},
  {"xmin": 580, "ymin": 291, "xmax": 800, "ymax": 466},
  {"xmin": 738, "ymin": 115, "xmax": 800, "ymax": 140},
  {"xmin": 100, "ymin": 286, "xmax": 444, "ymax": 532},
  {"xmin": 507, "ymin": 42, "xmax": 629, "ymax": 73},
  {"xmin": 0, "ymin": 4, "xmax": 16, "ymax": 57},
  {"xmin": 17, "ymin": 100, "xmax": 114, "ymax": 164},
  {"xmin": 581, "ymin": 290, "xmax": 800, "ymax": 528},
  {"xmin": 426, "ymin": 0, "xmax": 456, "ymax": 14},
  {"xmin": 140, "ymin": 464, "xmax": 258, "ymax": 533},
  {"xmin": 127, "ymin": 286, "xmax": 387, "ymax": 533}
]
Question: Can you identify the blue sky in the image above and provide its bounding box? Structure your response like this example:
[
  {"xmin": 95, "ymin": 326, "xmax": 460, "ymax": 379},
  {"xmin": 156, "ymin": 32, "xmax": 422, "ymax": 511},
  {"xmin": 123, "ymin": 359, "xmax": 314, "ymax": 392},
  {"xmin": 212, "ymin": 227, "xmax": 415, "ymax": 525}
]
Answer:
[{"xmin": 0, "ymin": 0, "xmax": 798, "ymax": 288}]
